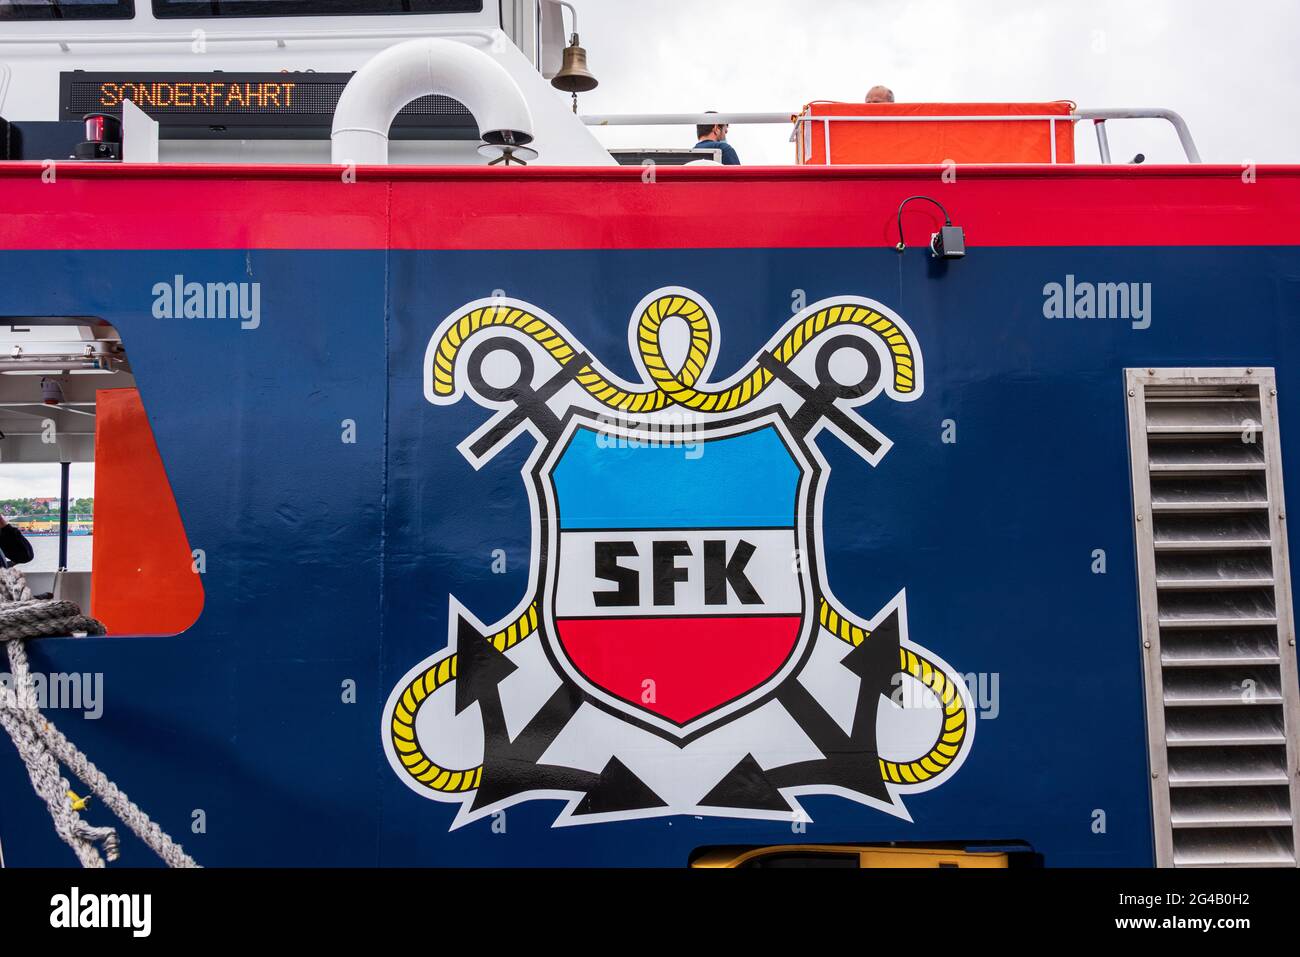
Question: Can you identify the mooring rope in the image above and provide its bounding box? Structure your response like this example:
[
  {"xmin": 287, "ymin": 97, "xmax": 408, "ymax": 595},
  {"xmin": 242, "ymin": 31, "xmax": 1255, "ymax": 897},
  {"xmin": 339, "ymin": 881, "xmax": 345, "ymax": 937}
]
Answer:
[
  {"xmin": 0, "ymin": 565, "xmax": 199, "ymax": 868},
  {"xmin": 429, "ymin": 294, "xmax": 918, "ymax": 413}
]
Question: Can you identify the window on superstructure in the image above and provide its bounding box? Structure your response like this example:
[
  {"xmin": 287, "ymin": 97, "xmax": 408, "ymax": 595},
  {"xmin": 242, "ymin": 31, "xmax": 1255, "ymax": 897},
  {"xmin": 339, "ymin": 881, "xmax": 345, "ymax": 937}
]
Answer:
[
  {"xmin": 0, "ymin": 0, "xmax": 133, "ymax": 20},
  {"xmin": 0, "ymin": 319, "xmax": 203, "ymax": 638},
  {"xmin": 0, "ymin": 463, "xmax": 90, "ymax": 575},
  {"xmin": 152, "ymin": 0, "xmax": 481, "ymax": 19}
]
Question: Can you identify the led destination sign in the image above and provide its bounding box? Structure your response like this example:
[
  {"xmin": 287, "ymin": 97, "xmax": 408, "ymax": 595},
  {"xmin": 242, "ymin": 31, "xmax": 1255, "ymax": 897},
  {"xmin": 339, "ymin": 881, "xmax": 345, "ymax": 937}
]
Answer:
[
  {"xmin": 95, "ymin": 78, "xmax": 302, "ymax": 111},
  {"xmin": 59, "ymin": 72, "xmax": 477, "ymax": 140}
]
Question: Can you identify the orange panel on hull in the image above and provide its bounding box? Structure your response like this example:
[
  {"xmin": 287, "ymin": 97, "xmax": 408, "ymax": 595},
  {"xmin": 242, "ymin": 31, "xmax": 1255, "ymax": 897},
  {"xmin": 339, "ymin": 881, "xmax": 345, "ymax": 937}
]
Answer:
[{"xmin": 90, "ymin": 387, "xmax": 203, "ymax": 636}]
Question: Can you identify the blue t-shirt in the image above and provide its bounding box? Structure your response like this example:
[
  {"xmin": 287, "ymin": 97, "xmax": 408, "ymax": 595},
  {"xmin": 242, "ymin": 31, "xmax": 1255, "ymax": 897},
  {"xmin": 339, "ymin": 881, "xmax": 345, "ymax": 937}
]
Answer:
[{"xmin": 694, "ymin": 139, "xmax": 740, "ymax": 165}]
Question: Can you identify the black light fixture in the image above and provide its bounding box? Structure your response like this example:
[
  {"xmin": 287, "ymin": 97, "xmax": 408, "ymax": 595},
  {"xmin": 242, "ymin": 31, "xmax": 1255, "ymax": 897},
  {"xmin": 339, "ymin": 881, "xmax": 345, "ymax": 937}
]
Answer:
[
  {"xmin": 74, "ymin": 112, "xmax": 122, "ymax": 161},
  {"xmin": 895, "ymin": 195, "xmax": 966, "ymax": 260}
]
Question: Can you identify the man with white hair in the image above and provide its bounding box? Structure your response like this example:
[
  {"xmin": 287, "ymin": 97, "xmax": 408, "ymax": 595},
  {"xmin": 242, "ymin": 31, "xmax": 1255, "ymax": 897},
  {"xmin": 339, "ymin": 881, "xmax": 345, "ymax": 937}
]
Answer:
[{"xmin": 866, "ymin": 85, "xmax": 895, "ymax": 103}]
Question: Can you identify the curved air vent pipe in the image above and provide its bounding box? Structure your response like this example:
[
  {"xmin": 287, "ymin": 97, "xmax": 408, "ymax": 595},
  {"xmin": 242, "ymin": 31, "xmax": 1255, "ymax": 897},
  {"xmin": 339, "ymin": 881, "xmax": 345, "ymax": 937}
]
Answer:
[{"xmin": 331, "ymin": 38, "xmax": 535, "ymax": 165}]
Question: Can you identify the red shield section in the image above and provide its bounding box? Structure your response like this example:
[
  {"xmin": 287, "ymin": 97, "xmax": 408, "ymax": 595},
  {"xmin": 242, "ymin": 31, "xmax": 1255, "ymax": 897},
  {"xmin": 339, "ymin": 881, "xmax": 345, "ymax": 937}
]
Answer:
[{"xmin": 556, "ymin": 616, "xmax": 802, "ymax": 724}]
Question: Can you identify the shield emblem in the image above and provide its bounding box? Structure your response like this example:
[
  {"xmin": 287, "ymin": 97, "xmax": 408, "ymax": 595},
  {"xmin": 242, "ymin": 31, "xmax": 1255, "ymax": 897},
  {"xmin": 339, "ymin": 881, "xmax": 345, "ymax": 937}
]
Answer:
[{"xmin": 539, "ymin": 410, "xmax": 816, "ymax": 739}]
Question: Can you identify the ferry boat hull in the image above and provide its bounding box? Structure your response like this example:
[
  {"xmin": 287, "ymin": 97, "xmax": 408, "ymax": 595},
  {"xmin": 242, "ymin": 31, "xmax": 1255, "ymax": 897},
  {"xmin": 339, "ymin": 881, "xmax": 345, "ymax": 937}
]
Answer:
[{"xmin": 0, "ymin": 162, "xmax": 1298, "ymax": 867}]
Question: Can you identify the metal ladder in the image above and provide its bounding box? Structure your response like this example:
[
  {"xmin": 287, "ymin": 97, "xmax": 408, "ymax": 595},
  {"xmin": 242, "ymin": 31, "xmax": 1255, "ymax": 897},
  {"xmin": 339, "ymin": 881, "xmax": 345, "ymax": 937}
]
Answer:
[{"xmin": 1127, "ymin": 368, "xmax": 1300, "ymax": 867}]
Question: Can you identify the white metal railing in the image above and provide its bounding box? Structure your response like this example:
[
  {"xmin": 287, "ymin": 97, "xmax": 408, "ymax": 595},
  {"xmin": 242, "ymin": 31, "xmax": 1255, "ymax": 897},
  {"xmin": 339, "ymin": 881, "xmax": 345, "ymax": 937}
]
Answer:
[
  {"xmin": 0, "ymin": 27, "xmax": 500, "ymax": 52},
  {"xmin": 582, "ymin": 112, "xmax": 793, "ymax": 126},
  {"xmin": 581, "ymin": 107, "xmax": 1203, "ymax": 164},
  {"xmin": 1077, "ymin": 107, "xmax": 1201, "ymax": 163}
]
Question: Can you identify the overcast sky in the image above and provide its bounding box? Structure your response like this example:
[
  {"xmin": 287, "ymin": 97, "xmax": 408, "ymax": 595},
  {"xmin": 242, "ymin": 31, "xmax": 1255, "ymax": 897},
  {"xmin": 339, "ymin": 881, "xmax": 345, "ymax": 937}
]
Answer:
[
  {"xmin": 0, "ymin": 463, "xmax": 94, "ymax": 500},
  {"xmin": 576, "ymin": 0, "xmax": 1300, "ymax": 165}
]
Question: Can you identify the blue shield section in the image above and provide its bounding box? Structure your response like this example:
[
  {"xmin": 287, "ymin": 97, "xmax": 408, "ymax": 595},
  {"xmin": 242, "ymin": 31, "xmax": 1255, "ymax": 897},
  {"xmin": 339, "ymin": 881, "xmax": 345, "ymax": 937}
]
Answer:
[{"xmin": 550, "ymin": 420, "xmax": 802, "ymax": 530}]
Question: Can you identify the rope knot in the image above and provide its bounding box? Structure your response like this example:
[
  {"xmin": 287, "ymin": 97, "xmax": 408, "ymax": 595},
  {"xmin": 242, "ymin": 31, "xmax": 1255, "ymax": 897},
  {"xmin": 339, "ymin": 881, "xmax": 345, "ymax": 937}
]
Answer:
[{"xmin": 0, "ymin": 565, "xmax": 197, "ymax": 867}]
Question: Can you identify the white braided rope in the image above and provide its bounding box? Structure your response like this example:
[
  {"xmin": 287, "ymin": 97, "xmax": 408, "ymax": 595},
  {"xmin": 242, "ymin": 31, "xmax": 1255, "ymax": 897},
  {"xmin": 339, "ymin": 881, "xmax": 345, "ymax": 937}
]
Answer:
[
  {"xmin": 0, "ymin": 676, "xmax": 116, "ymax": 867},
  {"xmin": 0, "ymin": 565, "xmax": 199, "ymax": 867}
]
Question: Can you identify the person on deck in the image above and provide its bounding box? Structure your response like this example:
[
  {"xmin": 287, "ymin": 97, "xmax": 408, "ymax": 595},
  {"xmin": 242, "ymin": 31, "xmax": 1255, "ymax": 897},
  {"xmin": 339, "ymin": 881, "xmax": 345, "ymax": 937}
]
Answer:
[
  {"xmin": 866, "ymin": 85, "xmax": 896, "ymax": 103},
  {"xmin": 694, "ymin": 113, "xmax": 741, "ymax": 165},
  {"xmin": 0, "ymin": 514, "xmax": 34, "ymax": 568}
]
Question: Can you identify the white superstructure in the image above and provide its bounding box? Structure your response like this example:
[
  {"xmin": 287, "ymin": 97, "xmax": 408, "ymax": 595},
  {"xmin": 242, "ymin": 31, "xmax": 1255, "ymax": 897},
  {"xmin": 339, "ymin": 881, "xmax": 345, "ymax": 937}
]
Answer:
[{"xmin": 0, "ymin": 0, "xmax": 614, "ymax": 164}]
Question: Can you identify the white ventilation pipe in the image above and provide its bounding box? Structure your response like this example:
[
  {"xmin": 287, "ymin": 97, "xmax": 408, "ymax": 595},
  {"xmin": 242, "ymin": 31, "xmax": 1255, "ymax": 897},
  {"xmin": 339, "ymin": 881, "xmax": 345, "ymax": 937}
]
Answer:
[{"xmin": 331, "ymin": 37, "xmax": 534, "ymax": 165}]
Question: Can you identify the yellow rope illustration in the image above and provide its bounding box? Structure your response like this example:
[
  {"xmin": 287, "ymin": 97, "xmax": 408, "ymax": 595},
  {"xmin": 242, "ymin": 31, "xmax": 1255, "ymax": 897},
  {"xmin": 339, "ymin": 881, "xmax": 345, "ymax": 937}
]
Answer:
[
  {"xmin": 430, "ymin": 293, "xmax": 917, "ymax": 412},
  {"xmin": 819, "ymin": 596, "xmax": 969, "ymax": 784},
  {"xmin": 395, "ymin": 597, "xmax": 966, "ymax": 794},
  {"xmin": 389, "ymin": 603, "xmax": 538, "ymax": 793}
]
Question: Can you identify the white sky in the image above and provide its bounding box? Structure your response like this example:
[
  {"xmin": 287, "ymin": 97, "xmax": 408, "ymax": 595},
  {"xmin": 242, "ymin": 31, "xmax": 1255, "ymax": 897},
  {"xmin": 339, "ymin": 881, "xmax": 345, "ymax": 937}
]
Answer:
[
  {"xmin": 575, "ymin": 0, "xmax": 1300, "ymax": 165},
  {"xmin": 0, "ymin": 463, "xmax": 94, "ymax": 500}
]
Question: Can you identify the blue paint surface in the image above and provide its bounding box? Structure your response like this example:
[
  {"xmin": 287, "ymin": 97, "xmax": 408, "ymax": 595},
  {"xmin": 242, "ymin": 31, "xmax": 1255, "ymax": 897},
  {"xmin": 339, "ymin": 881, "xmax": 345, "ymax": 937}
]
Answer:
[
  {"xmin": 552, "ymin": 424, "xmax": 800, "ymax": 530},
  {"xmin": 0, "ymin": 239, "xmax": 1296, "ymax": 868}
]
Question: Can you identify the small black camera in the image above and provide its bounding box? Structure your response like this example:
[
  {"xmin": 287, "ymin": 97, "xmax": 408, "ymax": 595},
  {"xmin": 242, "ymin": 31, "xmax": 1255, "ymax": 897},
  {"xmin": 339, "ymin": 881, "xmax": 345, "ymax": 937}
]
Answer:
[{"xmin": 930, "ymin": 225, "xmax": 966, "ymax": 259}]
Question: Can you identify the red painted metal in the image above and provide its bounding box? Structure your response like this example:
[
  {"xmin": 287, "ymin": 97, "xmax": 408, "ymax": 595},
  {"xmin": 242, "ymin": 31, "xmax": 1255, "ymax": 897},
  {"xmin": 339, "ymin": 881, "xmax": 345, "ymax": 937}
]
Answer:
[{"xmin": 0, "ymin": 163, "xmax": 1296, "ymax": 250}]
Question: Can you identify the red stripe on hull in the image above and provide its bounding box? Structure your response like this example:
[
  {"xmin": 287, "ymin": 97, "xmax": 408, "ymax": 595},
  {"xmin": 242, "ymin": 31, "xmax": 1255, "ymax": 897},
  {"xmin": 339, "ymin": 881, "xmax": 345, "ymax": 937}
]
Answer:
[
  {"xmin": 0, "ymin": 164, "xmax": 1299, "ymax": 250},
  {"xmin": 556, "ymin": 615, "xmax": 801, "ymax": 725}
]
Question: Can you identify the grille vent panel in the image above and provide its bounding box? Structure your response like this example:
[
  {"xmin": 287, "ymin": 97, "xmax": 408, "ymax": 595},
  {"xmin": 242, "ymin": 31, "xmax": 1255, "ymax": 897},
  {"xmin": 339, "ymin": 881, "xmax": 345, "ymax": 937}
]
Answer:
[{"xmin": 1127, "ymin": 370, "xmax": 1300, "ymax": 867}]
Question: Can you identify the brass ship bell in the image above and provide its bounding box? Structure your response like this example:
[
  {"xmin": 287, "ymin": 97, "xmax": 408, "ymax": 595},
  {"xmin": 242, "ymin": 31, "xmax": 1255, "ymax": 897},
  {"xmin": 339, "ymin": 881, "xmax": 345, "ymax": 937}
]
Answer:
[{"xmin": 551, "ymin": 33, "xmax": 598, "ymax": 112}]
